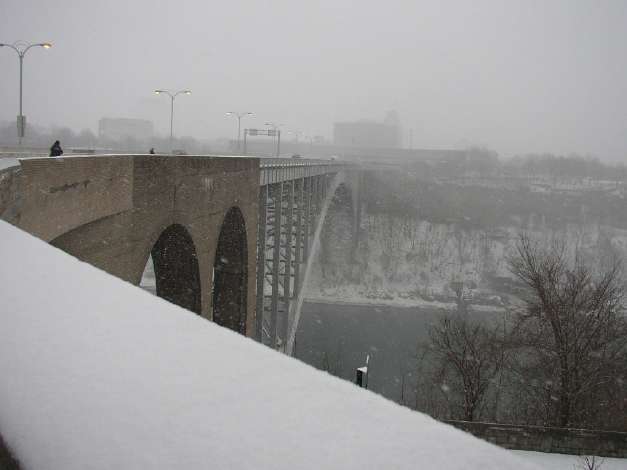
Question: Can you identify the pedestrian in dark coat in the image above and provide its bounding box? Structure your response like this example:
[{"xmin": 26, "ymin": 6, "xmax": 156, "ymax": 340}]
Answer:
[{"xmin": 49, "ymin": 140, "xmax": 63, "ymax": 157}]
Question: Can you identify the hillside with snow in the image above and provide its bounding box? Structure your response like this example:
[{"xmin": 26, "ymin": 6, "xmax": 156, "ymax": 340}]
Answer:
[{"xmin": 307, "ymin": 172, "xmax": 627, "ymax": 309}]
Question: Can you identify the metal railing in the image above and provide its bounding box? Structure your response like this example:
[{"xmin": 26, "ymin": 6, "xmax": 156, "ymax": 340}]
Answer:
[{"xmin": 259, "ymin": 157, "xmax": 347, "ymax": 185}]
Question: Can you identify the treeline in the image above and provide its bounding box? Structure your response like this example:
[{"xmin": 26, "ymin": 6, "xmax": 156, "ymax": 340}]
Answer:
[
  {"xmin": 504, "ymin": 153, "xmax": 627, "ymax": 181},
  {"xmin": 414, "ymin": 236, "xmax": 627, "ymax": 431},
  {"xmin": 363, "ymin": 169, "xmax": 627, "ymax": 229},
  {"xmin": 402, "ymin": 147, "xmax": 500, "ymax": 178},
  {"xmin": 401, "ymin": 150, "xmax": 627, "ymax": 181},
  {"xmin": 0, "ymin": 121, "xmax": 215, "ymax": 154}
]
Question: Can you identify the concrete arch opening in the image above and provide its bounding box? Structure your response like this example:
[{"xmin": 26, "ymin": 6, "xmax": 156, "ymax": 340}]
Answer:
[
  {"xmin": 150, "ymin": 224, "xmax": 202, "ymax": 314},
  {"xmin": 212, "ymin": 207, "xmax": 248, "ymax": 334}
]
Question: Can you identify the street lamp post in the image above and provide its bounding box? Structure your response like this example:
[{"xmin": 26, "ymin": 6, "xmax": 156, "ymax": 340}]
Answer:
[
  {"xmin": 0, "ymin": 41, "xmax": 52, "ymax": 146},
  {"xmin": 226, "ymin": 111, "xmax": 253, "ymax": 153},
  {"xmin": 264, "ymin": 122, "xmax": 283, "ymax": 157},
  {"xmin": 154, "ymin": 89, "xmax": 192, "ymax": 154}
]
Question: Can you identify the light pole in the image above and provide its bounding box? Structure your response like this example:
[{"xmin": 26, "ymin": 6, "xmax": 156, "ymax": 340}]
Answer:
[
  {"xmin": 154, "ymin": 89, "xmax": 192, "ymax": 154},
  {"xmin": 264, "ymin": 122, "xmax": 283, "ymax": 156},
  {"xmin": 226, "ymin": 111, "xmax": 253, "ymax": 153},
  {"xmin": 0, "ymin": 41, "xmax": 52, "ymax": 146}
]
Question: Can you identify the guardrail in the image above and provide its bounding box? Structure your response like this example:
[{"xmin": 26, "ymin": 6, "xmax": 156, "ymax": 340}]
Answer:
[
  {"xmin": 447, "ymin": 420, "xmax": 627, "ymax": 458},
  {"xmin": 7, "ymin": 153, "xmax": 350, "ymax": 187},
  {"xmin": 260, "ymin": 157, "xmax": 348, "ymax": 185}
]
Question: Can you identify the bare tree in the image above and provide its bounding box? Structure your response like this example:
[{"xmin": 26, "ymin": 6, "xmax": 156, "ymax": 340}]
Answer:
[
  {"xmin": 427, "ymin": 312, "xmax": 507, "ymax": 421},
  {"xmin": 0, "ymin": 433, "xmax": 21, "ymax": 470},
  {"xmin": 575, "ymin": 455, "xmax": 604, "ymax": 470},
  {"xmin": 507, "ymin": 234, "xmax": 627, "ymax": 428},
  {"xmin": 321, "ymin": 340, "xmax": 344, "ymax": 376},
  {"xmin": 413, "ymin": 343, "xmax": 450, "ymax": 418}
]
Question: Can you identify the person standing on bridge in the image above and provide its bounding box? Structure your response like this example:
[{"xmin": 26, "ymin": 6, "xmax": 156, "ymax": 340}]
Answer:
[{"xmin": 49, "ymin": 140, "xmax": 63, "ymax": 157}]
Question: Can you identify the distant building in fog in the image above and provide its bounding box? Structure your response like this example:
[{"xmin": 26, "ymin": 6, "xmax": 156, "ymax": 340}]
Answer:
[
  {"xmin": 98, "ymin": 118, "xmax": 154, "ymax": 142},
  {"xmin": 333, "ymin": 111, "xmax": 401, "ymax": 148}
]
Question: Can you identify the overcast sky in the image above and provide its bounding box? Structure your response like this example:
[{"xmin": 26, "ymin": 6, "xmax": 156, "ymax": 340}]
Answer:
[{"xmin": 1, "ymin": 0, "xmax": 627, "ymax": 160}]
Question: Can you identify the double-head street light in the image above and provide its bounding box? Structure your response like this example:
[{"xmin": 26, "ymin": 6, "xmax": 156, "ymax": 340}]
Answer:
[
  {"xmin": 264, "ymin": 121, "xmax": 282, "ymax": 131},
  {"xmin": 226, "ymin": 111, "xmax": 253, "ymax": 153},
  {"xmin": 0, "ymin": 41, "xmax": 52, "ymax": 145},
  {"xmin": 154, "ymin": 89, "xmax": 192, "ymax": 154}
]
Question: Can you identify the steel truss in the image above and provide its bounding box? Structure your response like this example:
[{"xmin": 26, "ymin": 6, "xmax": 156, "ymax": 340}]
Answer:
[{"xmin": 256, "ymin": 158, "xmax": 341, "ymax": 351}]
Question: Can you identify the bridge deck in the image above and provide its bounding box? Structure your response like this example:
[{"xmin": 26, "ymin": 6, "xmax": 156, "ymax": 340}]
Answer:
[
  {"xmin": 13, "ymin": 154, "xmax": 346, "ymax": 186},
  {"xmin": 259, "ymin": 157, "xmax": 345, "ymax": 185}
]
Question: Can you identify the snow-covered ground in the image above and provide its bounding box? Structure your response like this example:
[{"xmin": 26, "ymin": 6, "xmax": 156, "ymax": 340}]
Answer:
[
  {"xmin": 0, "ymin": 220, "xmax": 541, "ymax": 469},
  {"xmin": 514, "ymin": 450, "xmax": 626, "ymax": 469},
  {"xmin": 0, "ymin": 157, "xmax": 18, "ymax": 171}
]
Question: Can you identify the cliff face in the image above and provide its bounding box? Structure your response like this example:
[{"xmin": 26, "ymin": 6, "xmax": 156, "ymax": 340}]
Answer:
[{"xmin": 307, "ymin": 172, "xmax": 627, "ymax": 308}]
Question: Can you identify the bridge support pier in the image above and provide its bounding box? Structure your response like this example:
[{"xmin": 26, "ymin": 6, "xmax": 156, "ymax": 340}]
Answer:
[
  {"xmin": 281, "ymin": 179, "xmax": 295, "ymax": 352},
  {"xmin": 256, "ymin": 164, "xmax": 342, "ymax": 351},
  {"xmin": 269, "ymin": 182, "xmax": 283, "ymax": 348},
  {"xmin": 255, "ymin": 185, "xmax": 268, "ymax": 341},
  {"xmin": 293, "ymin": 179, "xmax": 304, "ymax": 306}
]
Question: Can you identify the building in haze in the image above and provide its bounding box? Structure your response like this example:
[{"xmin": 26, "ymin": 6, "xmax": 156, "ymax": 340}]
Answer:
[
  {"xmin": 98, "ymin": 118, "xmax": 154, "ymax": 142},
  {"xmin": 333, "ymin": 111, "xmax": 401, "ymax": 149}
]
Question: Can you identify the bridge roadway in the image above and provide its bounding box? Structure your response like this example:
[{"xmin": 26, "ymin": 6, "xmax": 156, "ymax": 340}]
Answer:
[{"xmin": 0, "ymin": 154, "xmax": 360, "ymax": 354}]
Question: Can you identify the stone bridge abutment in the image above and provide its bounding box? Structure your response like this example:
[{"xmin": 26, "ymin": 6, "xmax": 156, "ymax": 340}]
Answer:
[{"xmin": 2, "ymin": 155, "xmax": 259, "ymax": 335}]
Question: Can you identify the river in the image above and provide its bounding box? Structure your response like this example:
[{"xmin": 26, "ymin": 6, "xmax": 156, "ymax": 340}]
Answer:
[{"xmin": 294, "ymin": 301, "xmax": 505, "ymax": 407}]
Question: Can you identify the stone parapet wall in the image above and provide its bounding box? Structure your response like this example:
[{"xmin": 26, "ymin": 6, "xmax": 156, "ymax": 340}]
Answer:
[{"xmin": 447, "ymin": 420, "xmax": 627, "ymax": 458}]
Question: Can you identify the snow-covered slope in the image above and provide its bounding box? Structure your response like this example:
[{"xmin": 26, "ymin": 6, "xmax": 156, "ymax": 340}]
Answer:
[{"xmin": 0, "ymin": 221, "xmax": 539, "ymax": 470}]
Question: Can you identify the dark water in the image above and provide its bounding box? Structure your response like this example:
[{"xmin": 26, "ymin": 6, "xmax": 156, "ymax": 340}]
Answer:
[{"xmin": 294, "ymin": 301, "xmax": 503, "ymax": 406}]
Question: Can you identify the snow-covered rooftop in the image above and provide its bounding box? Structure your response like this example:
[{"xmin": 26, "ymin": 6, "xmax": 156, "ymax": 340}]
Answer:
[{"xmin": 0, "ymin": 221, "xmax": 539, "ymax": 469}]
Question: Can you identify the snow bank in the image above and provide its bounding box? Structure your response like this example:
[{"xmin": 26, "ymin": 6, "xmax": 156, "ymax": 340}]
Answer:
[
  {"xmin": 513, "ymin": 451, "xmax": 626, "ymax": 469},
  {"xmin": 0, "ymin": 221, "xmax": 539, "ymax": 470},
  {"xmin": 0, "ymin": 158, "xmax": 18, "ymax": 171}
]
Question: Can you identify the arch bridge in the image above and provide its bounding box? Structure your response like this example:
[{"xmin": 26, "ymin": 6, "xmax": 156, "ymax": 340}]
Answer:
[{"xmin": 0, "ymin": 155, "xmax": 361, "ymax": 353}]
